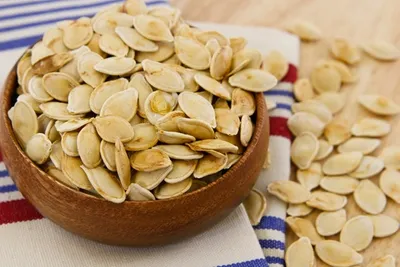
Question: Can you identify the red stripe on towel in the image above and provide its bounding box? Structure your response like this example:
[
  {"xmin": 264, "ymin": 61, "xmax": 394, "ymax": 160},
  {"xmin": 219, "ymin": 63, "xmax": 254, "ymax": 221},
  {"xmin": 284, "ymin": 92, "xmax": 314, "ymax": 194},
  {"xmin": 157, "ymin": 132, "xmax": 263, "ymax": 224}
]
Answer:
[
  {"xmin": 281, "ymin": 64, "xmax": 297, "ymax": 83},
  {"xmin": 269, "ymin": 117, "xmax": 291, "ymax": 140},
  {"xmin": 0, "ymin": 199, "xmax": 43, "ymax": 225}
]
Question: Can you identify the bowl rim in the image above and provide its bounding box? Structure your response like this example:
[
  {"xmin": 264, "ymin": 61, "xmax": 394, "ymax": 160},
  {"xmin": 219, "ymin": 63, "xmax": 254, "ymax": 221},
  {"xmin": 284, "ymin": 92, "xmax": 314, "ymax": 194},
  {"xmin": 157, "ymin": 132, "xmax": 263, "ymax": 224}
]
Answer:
[{"xmin": 1, "ymin": 50, "xmax": 269, "ymax": 207}]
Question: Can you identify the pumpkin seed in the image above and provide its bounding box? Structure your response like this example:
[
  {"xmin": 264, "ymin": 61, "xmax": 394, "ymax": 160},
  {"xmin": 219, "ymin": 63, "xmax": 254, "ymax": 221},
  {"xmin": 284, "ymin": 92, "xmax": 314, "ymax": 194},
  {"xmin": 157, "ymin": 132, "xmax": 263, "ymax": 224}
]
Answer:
[
  {"xmin": 293, "ymin": 78, "xmax": 314, "ymax": 102},
  {"xmin": 145, "ymin": 91, "xmax": 178, "ymax": 124},
  {"xmin": 100, "ymin": 140, "xmax": 116, "ymax": 172},
  {"xmin": 126, "ymin": 183, "xmax": 155, "ymax": 201},
  {"xmin": 60, "ymin": 45, "xmax": 91, "ymax": 82},
  {"xmin": 262, "ymin": 50, "xmax": 289, "ymax": 81},
  {"xmin": 93, "ymin": 116, "xmax": 134, "ymax": 143},
  {"xmin": 7, "ymin": 107, "xmax": 14, "ymax": 122},
  {"xmin": 178, "ymin": 91, "xmax": 216, "ymax": 128},
  {"xmin": 352, "ymin": 118, "xmax": 391, "ymax": 137},
  {"xmin": 315, "ymin": 139, "xmax": 333, "ymax": 160},
  {"xmin": 368, "ymin": 214, "xmax": 399, "ymax": 238},
  {"xmin": 77, "ymin": 123, "xmax": 101, "ymax": 168},
  {"xmin": 31, "ymin": 41, "xmax": 55, "ymax": 65},
  {"xmin": 129, "ymin": 114, "xmax": 143, "ymax": 126},
  {"xmin": 195, "ymin": 91, "xmax": 213, "ymax": 103},
  {"xmin": 187, "ymin": 179, "xmax": 207, "ymax": 192},
  {"xmin": 285, "ymin": 21, "xmax": 321, "ymax": 41},
  {"xmin": 130, "ymin": 148, "xmax": 171, "ymax": 172},
  {"xmin": 366, "ymin": 255, "xmax": 396, "ymax": 267},
  {"xmin": 316, "ymin": 209, "xmax": 347, "ymax": 236},
  {"xmin": 155, "ymin": 111, "xmax": 185, "ymax": 132},
  {"xmin": 379, "ymin": 146, "xmax": 400, "ymax": 169},
  {"xmin": 132, "ymin": 165, "xmax": 173, "ymax": 190},
  {"xmin": 94, "ymin": 57, "xmax": 136, "ymax": 76},
  {"xmin": 214, "ymin": 98, "xmax": 230, "ymax": 109},
  {"xmin": 176, "ymin": 118, "xmax": 214, "ymax": 140},
  {"xmin": 133, "ymin": 14, "xmax": 173, "ymax": 42},
  {"xmin": 100, "ymin": 88, "xmax": 138, "ymax": 121},
  {"xmin": 137, "ymin": 42, "xmax": 175, "ymax": 63},
  {"xmin": 349, "ymin": 156, "xmax": 384, "ymax": 179},
  {"xmin": 89, "ymin": 78, "xmax": 128, "ymax": 114},
  {"xmin": 194, "ymin": 73, "xmax": 231, "ymax": 100},
  {"xmin": 45, "ymin": 120, "xmax": 60, "ymax": 142},
  {"xmin": 25, "ymin": 133, "xmax": 52, "ymax": 164},
  {"xmin": 77, "ymin": 51, "xmax": 107, "ymax": 88},
  {"xmin": 163, "ymin": 54, "xmax": 181, "ymax": 65},
  {"xmin": 165, "ymin": 160, "xmax": 197, "ymax": 183},
  {"xmin": 358, "ymin": 94, "xmax": 400, "ymax": 115},
  {"xmin": 338, "ymin": 137, "xmax": 381, "ymax": 155},
  {"xmin": 286, "ymin": 217, "xmax": 324, "ymax": 245},
  {"xmin": 61, "ymin": 155, "xmax": 92, "ymax": 190},
  {"xmin": 154, "ymin": 177, "xmax": 192, "ymax": 199},
  {"xmin": 32, "ymin": 52, "xmax": 73, "ymax": 75},
  {"xmin": 46, "ymin": 166, "xmax": 77, "ymax": 189},
  {"xmin": 229, "ymin": 68, "xmax": 277, "ymax": 92},
  {"xmin": 42, "ymin": 72, "xmax": 79, "ymax": 102},
  {"xmin": 287, "ymin": 112, "xmax": 325, "ymax": 137},
  {"xmin": 188, "ymin": 139, "xmax": 238, "ymax": 154},
  {"xmin": 154, "ymin": 145, "xmax": 203, "ymax": 160},
  {"xmin": 311, "ymin": 63, "xmax": 341, "ymax": 93},
  {"xmin": 114, "ymin": 138, "xmax": 131, "ymax": 190},
  {"xmin": 224, "ymin": 153, "xmax": 242, "ymax": 169},
  {"xmin": 61, "ymin": 132, "xmax": 79, "ymax": 157},
  {"xmin": 17, "ymin": 54, "xmax": 32, "ymax": 85},
  {"xmin": 142, "ymin": 60, "xmax": 184, "ymax": 92},
  {"xmin": 296, "ymin": 162, "xmax": 323, "ymax": 191},
  {"xmin": 363, "ymin": 41, "xmax": 400, "ymax": 61},
  {"xmin": 243, "ymin": 189, "xmax": 267, "ymax": 226},
  {"xmin": 93, "ymin": 12, "xmax": 133, "ymax": 35},
  {"xmin": 320, "ymin": 176, "xmax": 359, "ymax": 195},
  {"xmin": 166, "ymin": 65, "xmax": 199, "ymax": 92},
  {"xmin": 315, "ymin": 92, "xmax": 346, "ymax": 114},
  {"xmin": 28, "ymin": 76, "xmax": 53, "ymax": 103},
  {"xmin": 215, "ymin": 132, "xmax": 244, "ymax": 154},
  {"xmin": 267, "ymin": 180, "xmax": 311, "ymax": 204},
  {"xmin": 43, "ymin": 28, "xmax": 68, "ymax": 53},
  {"xmin": 22, "ymin": 67, "xmax": 35, "ymax": 94},
  {"xmin": 291, "ymin": 132, "xmax": 319, "ymax": 170},
  {"xmin": 306, "ymin": 191, "xmax": 348, "ymax": 211},
  {"xmin": 205, "ymin": 38, "xmax": 221, "ymax": 58},
  {"xmin": 292, "ymin": 100, "xmax": 332, "ymax": 124},
  {"xmin": 148, "ymin": 6, "xmax": 181, "ymax": 29},
  {"xmin": 115, "ymin": 26, "xmax": 158, "ymax": 52},
  {"xmin": 12, "ymin": 100, "xmax": 39, "ymax": 147},
  {"xmin": 324, "ymin": 120, "xmax": 351, "ymax": 145},
  {"xmin": 40, "ymin": 102, "xmax": 83, "ymax": 120},
  {"xmin": 331, "ymin": 38, "xmax": 361, "ymax": 65},
  {"xmin": 174, "ymin": 36, "xmax": 211, "ymax": 70},
  {"xmin": 322, "ymin": 152, "xmax": 363, "ymax": 175},
  {"xmin": 87, "ymin": 33, "xmax": 107, "ymax": 58},
  {"xmin": 81, "ymin": 165, "xmax": 126, "ymax": 203},
  {"xmin": 210, "ymin": 46, "xmax": 233, "ymax": 80},
  {"xmin": 49, "ymin": 140, "xmax": 63, "ymax": 169},
  {"xmin": 319, "ymin": 59, "xmax": 358, "ymax": 83},
  {"xmin": 231, "ymin": 88, "xmax": 256, "ymax": 117},
  {"xmin": 158, "ymin": 130, "xmax": 195, "ymax": 144},
  {"xmin": 17, "ymin": 94, "xmax": 41, "ymax": 113},
  {"xmin": 122, "ymin": 0, "xmax": 147, "ymax": 16},
  {"xmin": 124, "ymin": 123, "xmax": 158, "ymax": 151},
  {"xmin": 340, "ymin": 215, "xmax": 374, "ymax": 252},
  {"xmin": 379, "ymin": 169, "xmax": 400, "ymax": 204},
  {"xmin": 99, "ymin": 34, "xmax": 128, "ymax": 57},
  {"xmin": 195, "ymin": 30, "xmax": 229, "ymax": 46},
  {"xmin": 193, "ymin": 153, "xmax": 227, "ymax": 178},
  {"xmin": 129, "ymin": 72, "xmax": 153, "ymax": 118},
  {"xmin": 62, "ymin": 17, "xmax": 93, "ymax": 49},
  {"xmin": 285, "ymin": 237, "xmax": 315, "ymax": 267},
  {"xmin": 287, "ymin": 203, "xmax": 313, "ymax": 217},
  {"xmin": 67, "ymin": 84, "xmax": 93, "ymax": 114},
  {"xmin": 354, "ymin": 179, "xmax": 387, "ymax": 214},
  {"xmin": 215, "ymin": 108, "xmax": 241, "ymax": 136},
  {"xmin": 230, "ymin": 48, "xmax": 262, "ymax": 73},
  {"xmin": 315, "ymin": 240, "xmax": 363, "ymax": 267}
]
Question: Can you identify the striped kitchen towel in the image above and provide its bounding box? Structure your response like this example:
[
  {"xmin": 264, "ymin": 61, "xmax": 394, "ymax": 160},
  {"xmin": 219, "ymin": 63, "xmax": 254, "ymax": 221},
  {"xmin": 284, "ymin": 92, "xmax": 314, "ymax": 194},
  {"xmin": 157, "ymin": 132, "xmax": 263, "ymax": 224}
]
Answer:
[{"xmin": 0, "ymin": 1, "xmax": 299, "ymax": 267}]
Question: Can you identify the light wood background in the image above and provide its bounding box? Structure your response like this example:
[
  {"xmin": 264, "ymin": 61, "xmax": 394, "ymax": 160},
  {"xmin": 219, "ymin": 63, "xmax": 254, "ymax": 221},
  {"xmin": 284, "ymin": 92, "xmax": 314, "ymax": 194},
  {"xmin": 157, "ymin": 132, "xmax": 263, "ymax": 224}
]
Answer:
[{"xmin": 171, "ymin": 0, "xmax": 400, "ymax": 265}]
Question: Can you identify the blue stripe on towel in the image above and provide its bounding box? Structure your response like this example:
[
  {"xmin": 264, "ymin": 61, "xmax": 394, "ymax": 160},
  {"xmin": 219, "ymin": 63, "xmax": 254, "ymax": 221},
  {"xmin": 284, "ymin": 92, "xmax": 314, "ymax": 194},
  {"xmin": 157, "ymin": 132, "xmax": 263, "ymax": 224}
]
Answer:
[
  {"xmin": 0, "ymin": 35, "xmax": 42, "ymax": 51},
  {"xmin": 253, "ymin": 216, "xmax": 286, "ymax": 232},
  {"xmin": 0, "ymin": 0, "xmax": 65, "ymax": 10},
  {"xmin": 0, "ymin": 0, "xmax": 122, "ymax": 21},
  {"xmin": 0, "ymin": 170, "xmax": 9, "ymax": 177},
  {"xmin": 217, "ymin": 258, "xmax": 269, "ymax": 267},
  {"xmin": 275, "ymin": 103, "xmax": 291, "ymax": 111},
  {"xmin": 265, "ymin": 257, "xmax": 285, "ymax": 265},
  {"xmin": 264, "ymin": 90, "xmax": 293, "ymax": 98},
  {"xmin": 0, "ymin": 184, "xmax": 17, "ymax": 193},
  {"xmin": 259, "ymin": 240, "xmax": 285, "ymax": 250}
]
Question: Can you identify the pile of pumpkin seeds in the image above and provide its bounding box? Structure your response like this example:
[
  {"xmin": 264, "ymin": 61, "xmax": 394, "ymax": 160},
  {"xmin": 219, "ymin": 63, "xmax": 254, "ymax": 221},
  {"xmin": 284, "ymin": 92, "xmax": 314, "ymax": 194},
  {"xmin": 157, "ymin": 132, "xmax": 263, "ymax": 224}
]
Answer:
[
  {"xmin": 8, "ymin": 0, "xmax": 282, "ymax": 203},
  {"xmin": 272, "ymin": 21, "xmax": 400, "ymax": 267}
]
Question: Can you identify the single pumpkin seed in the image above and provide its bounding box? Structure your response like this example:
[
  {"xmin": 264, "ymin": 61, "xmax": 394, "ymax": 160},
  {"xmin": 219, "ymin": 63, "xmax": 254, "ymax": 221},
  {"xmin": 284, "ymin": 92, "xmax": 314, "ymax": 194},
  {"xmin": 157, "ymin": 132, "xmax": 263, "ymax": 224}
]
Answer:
[
  {"xmin": 316, "ymin": 209, "xmax": 347, "ymax": 236},
  {"xmin": 210, "ymin": 46, "xmax": 233, "ymax": 80},
  {"xmin": 129, "ymin": 72, "xmax": 153, "ymax": 118},
  {"xmin": 338, "ymin": 137, "xmax": 381, "ymax": 155},
  {"xmin": 174, "ymin": 36, "xmax": 211, "ymax": 70},
  {"xmin": 231, "ymin": 88, "xmax": 256, "ymax": 117},
  {"xmin": 100, "ymin": 88, "xmax": 138, "ymax": 121},
  {"xmin": 40, "ymin": 102, "xmax": 83, "ymax": 121},
  {"xmin": 100, "ymin": 140, "xmax": 116, "ymax": 172},
  {"xmin": 12, "ymin": 101, "xmax": 39, "ymax": 147},
  {"xmin": 62, "ymin": 17, "xmax": 93, "ymax": 49},
  {"xmin": 331, "ymin": 38, "xmax": 361, "ymax": 65},
  {"xmin": 177, "ymin": 118, "xmax": 214, "ymax": 140},
  {"xmin": 354, "ymin": 179, "xmax": 387, "ymax": 214},
  {"xmin": 368, "ymin": 214, "xmax": 399, "ymax": 238},
  {"xmin": 136, "ymin": 41, "xmax": 174, "ymax": 63},
  {"xmin": 193, "ymin": 153, "xmax": 228, "ymax": 178},
  {"xmin": 194, "ymin": 73, "xmax": 231, "ymax": 100},
  {"xmin": 154, "ymin": 145, "xmax": 203, "ymax": 160},
  {"xmin": 306, "ymin": 191, "xmax": 348, "ymax": 211},
  {"xmin": 229, "ymin": 37, "xmax": 247, "ymax": 53},
  {"xmin": 262, "ymin": 50, "xmax": 289, "ymax": 81},
  {"xmin": 17, "ymin": 54, "xmax": 32, "ymax": 85},
  {"xmin": 267, "ymin": 180, "xmax": 311, "ymax": 204},
  {"xmin": 315, "ymin": 92, "xmax": 346, "ymax": 114},
  {"xmin": 363, "ymin": 41, "xmax": 400, "ymax": 61},
  {"xmin": 92, "ymin": 115, "xmax": 134, "ymax": 143},
  {"xmin": 224, "ymin": 153, "xmax": 242, "ymax": 169},
  {"xmin": 32, "ymin": 52, "xmax": 73, "ymax": 75},
  {"xmin": 351, "ymin": 118, "xmax": 391, "ymax": 137},
  {"xmin": 122, "ymin": 0, "xmax": 147, "ymax": 16},
  {"xmin": 215, "ymin": 132, "xmax": 244, "ymax": 154},
  {"xmin": 125, "ymin": 123, "xmax": 158, "ymax": 151},
  {"xmin": 49, "ymin": 140, "xmax": 63, "ymax": 169},
  {"xmin": 215, "ymin": 108, "xmax": 241, "ymax": 136},
  {"xmin": 379, "ymin": 146, "xmax": 400, "ymax": 169},
  {"xmin": 46, "ymin": 166, "xmax": 77, "ymax": 189},
  {"xmin": 60, "ymin": 45, "xmax": 91, "ymax": 82},
  {"xmin": 42, "ymin": 28, "xmax": 68, "ymax": 53},
  {"xmin": 98, "ymin": 33, "xmax": 128, "ymax": 57},
  {"xmin": 366, "ymin": 255, "xmax": 396, "ymax": 267},
  {"xmin": 21, "ymin": 67, "xmax": 35, "ymax": 94},
  {"xmin": 287, "ymin": 203, "xmax": 313, "ymax": 217},
  {"xmin": 61, "ymin": 155, "xmax": 92, "ymax": 190},
  {"xmin": 93, "ymin": 12, "xmax": 133, "ymax": 35},
  {"xmin": 286, "ymin": 217, "xmax": 324, "ymax": 245},
  {"xmin": 28, "ymin": 76, "xmax": 53, "ymax": 103},
  {"xmin": 31, "ymin": 41, "xmax": 55, "ymax": 65},
  {"xmin": 94, "ymin": 56, "xmax": 136, "ymax": 76},
  {"xmin": 55, "ymin": 118, "xmax": 91, "ymax": 133},
  {"xmin": 291, "ymin": 132, "xmax": 319, "ymax": 170},
  {"xmin": 340, "ymin": 215, "xmax": 374, "ymax": 252},
  {"xmin": 320, "ymin": 176, "xmax": 359, "ymax": 195},
  {"xmin": 132, "ymin": 165, "xmax": 173, "ymax": 190},
  {"xmin": 243, "ymin": 189, "xmax": 267, "ymax": 226},
  {"xmin": 156, "ymin": 111, "xmax": 185, "ymax": 132},
  {"xmin": 142, "ymin": 60, "xmax": 184, "ymax": 92},
  {"xmin": 205, "ymin": 38, "xmax": 221, "ymax": 58},
  {"xmin": 324, "ymin": 120, "xmax": 351, "ymax": 145},
  {"xmin": 229, "ymin": 68, "xmax": 277, "ymax": 92},
  {"xmin": 315, "ymin": 240, "xmax": 363, "ymax": 267},
  {"xmin": 310, "ymin": 63, "xmax": 341, "ymax": 94},
  {"xmin": 61, "ymin": 132, "xmax": 79, "ymax": 157},
  {"xmin": 154, "ymin": 177, "xmax": 192, "ymax": 199},
  {"xmin": 42, "ymin": 72, "xmax": 79, "ymax": 102},
  {"xmin": 178, "ymin": 91, "xmax": 216, "ymax": 128},
  {"xmin": 77, "ymin": 123, "xmax": 101, "ymax": 168},
  {"xmin": 130, "ymin": 148, "xmax": 171, "ymax": 172},
  {"xmin": 319, "ymin": 59, "xmax": 358, "ymax": 83},
  {"xmin": 89, "ymin": 78, "xmax": 128, "ymax": 114},
  {"xmin": 188, "ymin": 139, "xmax": 238, "ymax": 154},
  {"xmin": 358, "ymin": 94, "xmax": 400, "ymax": 115},
  {"xmin": 165, "ymin": 160, "xmax": 197, "ymax": 183},
  {"xmin": 45, "ymin": 120, "xmax": 60, "ymax": 142},
  {"xmin": 285, "ymin": 237, "xmax": 315, "ymax": 267},
  {"xmin": 133, "ymin": 14, "xmax": 174, "ymax": 42},
  {"xmin": 67, "ymin": 84, "xmax": 93, "ymax": 114},
  {"xmin": 287, "ymin": 112, "xmax": 325, "ymax": 137},
  {"xmin": 158, "ymin": 130, "xmax": 195, "ymax": 144},
  {"xmin": 25, "ymin": 133, "xmax": 52, "ymax": 164},
  {"xmin": 349, "ymin": 156, "xmax": 384, "ymax": 179},
  {"xmin": 148, "ymin": 6, "xmax": 181, "ymax": 29},
  {"xmin": 322, "ymin": 152, "xmax": 363, "ymax": 175},
  {"xmin": 77, "ymin": 51, "xmax": 107, "ymax": 88},
  {"xmin": 126, "ymin": 183, "xmax": 155, "ymax": 201},
  {"xmin": 145, "ymin": 91, "xmax": 178, "ymax": 124},
  {"xmin": 81, "ymin": 165, "xmax": 126, "ymax": 203},
  {"xmin": 315, "ymin": 139, "xmax": 333, "ymax": 160},
  {"xmin": 379, "ymin": 169, "xmax": 400, "ymax": 204},
  {"xmin": 285, "ymin": 21, "xmax": 321, "ymax": 41},
  {"xmin": 115, "ymin": 138, "xmax": 131, "ymax": 190},
  {"xmin": 293, "ymin": 78, "xmax": 314, "ymax": 102}
]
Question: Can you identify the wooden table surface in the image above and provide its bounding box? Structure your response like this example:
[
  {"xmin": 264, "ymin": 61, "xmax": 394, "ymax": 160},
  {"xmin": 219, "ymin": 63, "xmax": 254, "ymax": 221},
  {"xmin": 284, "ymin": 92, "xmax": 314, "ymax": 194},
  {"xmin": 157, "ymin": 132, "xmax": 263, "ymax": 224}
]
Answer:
[{"xmin": 171, "ymin": 0, "xmax": 400, "ymax": 265}]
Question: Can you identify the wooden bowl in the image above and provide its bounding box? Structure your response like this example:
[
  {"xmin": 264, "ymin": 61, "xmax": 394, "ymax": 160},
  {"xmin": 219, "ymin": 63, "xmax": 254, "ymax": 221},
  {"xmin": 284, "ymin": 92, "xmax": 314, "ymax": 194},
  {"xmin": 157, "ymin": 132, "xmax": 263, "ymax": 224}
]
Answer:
[{"xmin": 0, "ymin": 62, "xmax": 269, "ymax": 246}]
